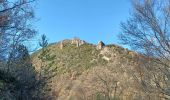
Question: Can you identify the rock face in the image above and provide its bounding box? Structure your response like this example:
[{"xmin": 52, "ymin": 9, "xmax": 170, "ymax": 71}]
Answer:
[
  {"xmin": 97, "ymin": 41, "xmax": 105, "ymax": 50},
  {"xmin": 80, "ymin": 40, "xmax": 85, "ymax": 45}
]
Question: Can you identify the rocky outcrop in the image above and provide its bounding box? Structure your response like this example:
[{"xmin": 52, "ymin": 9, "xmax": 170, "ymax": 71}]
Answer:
[{"xmin": 97, "ymin": 41, "xmax": 105, "ymax": 50}]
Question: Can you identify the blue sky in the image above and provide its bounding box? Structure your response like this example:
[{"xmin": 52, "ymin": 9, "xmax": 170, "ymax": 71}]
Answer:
[{"xmin": 35, "ymin": 0, "xmax": 131, "ymax": 45}]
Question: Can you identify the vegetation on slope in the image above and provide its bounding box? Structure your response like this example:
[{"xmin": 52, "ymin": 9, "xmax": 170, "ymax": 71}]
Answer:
[
  {"xmin": 32, "ymin": 40, "xmax": 108, "ymax": 75},
  {"xmin": 32, "ymin": 39, "xmax": 163, "ymax": 100}
]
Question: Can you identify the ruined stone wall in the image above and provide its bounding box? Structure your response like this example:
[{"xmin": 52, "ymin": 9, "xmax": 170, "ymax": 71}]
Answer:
[{"xmin": 71, "ymin": 38, "xmax": 85, "ymax": 47}]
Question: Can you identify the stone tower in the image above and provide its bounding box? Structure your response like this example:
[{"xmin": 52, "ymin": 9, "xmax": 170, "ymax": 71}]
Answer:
[
  {"xmin": 76, "ymin": 40, "xmax": 80, "ymax": 47},
  {"xmin": 97, "ymin": 41, "xmax": 105, "ymax": 50},
  {"xmin": 60, "ymin": 41, "xmax": 63, "ymax": 49}
]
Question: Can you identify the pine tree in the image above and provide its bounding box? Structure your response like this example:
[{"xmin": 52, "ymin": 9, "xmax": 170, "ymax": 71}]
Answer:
[{"xmin": 37, "ymin": 34, "xmax": 57, "ymax": 99}]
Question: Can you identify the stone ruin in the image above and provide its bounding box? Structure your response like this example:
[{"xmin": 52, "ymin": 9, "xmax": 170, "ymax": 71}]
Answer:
[
  {"xmin": 71, "ymin": 37, "xmax": 85, "ymax": 47},
  {"xmin": 97, "ymin": 41, "xmax": 105, "ymax": 50},
  {"xmin": 59, "ymin": 38, "xmax": 105, "ymax": 50},
  {"xmin": 60, "ymin": 41, "xmax": 63, "ymax": 49},
  {"xmin": 59, "ymin": 37, "xmax": 86, "ymax": 49}
]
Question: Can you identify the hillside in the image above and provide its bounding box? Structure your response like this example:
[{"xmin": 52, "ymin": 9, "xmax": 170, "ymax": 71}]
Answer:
[{"xmin": 31, "ymin": 38, "xmax": 165, "ymax": 100}]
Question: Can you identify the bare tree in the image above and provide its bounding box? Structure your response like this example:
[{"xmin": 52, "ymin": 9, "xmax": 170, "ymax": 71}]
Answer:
[
  {"xmin": 119, "ymin": 0, "xmax": 170, "ymax": 98},
  {"xmin": 0, "ymin": 0, "xmax": 37, "ymax": 99},
  {"xmin": 0, "ymin": 44, "xmax": 37, "ymax": 100},
  {"xmin": 95, "ymin": 70, "xmax": 118, "ymax": 100},
  {"xmin": 0, "ymin": 0, "xmax": 36, "ymax": 61}
]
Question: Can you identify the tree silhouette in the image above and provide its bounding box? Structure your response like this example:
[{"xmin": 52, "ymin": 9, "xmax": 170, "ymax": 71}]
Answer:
[{"xmin": 119, "ymin": 0, "xmax": 170, "ymax": 98}]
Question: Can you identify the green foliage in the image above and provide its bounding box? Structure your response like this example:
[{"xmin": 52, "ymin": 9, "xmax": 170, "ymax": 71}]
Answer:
[
  {"xmin": 0, "ymin": 80, "xmax": 4, "ymax": 89},
  {"xmin": 1, "ymin": 44, "xmax": 39, "ymax": 100},
  {"xmin": 47, "ymin": 42, "xmax": 107, "ymax": 74},
  {"xmin": 38, "ymin": 35, "xmax": 57, "ymax": 81},
  {"xmin": 39, "ymin": 34, "xmax": 48, "ymax": 48},
  {"xmin": 31, "ymin": 40, "xmax": 139, "ymax": 100},
  {"xmin": 37, "ymin": 34, "xmax": 57, "ymax": 99},
  {"xmin": 95, "ymin": 92, "xmax": 105, "ymax": 100},
  {"xmin": 95, "ymin": 92, "xmax": 120, "ymax": 100}
]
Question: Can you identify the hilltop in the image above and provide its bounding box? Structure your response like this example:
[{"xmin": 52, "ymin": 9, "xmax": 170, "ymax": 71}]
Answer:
[{"xmin": 31, "ymin": 38, "xmax": 163, "ymax": 100}]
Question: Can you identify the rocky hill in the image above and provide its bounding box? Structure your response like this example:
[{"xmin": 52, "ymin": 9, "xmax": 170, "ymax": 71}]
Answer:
[{"xmin": 31, "ymin": 38, "xmax": 165, "ymax": 100}]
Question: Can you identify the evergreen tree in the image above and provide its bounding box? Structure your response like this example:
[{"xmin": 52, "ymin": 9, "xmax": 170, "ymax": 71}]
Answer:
[
  {"xmin": 4, "ymin": 44, "xmax": 37, "ymax": 100},
  {"xmin": 37, "ymin": 34, "xmax": 57, "ymax": 99}
]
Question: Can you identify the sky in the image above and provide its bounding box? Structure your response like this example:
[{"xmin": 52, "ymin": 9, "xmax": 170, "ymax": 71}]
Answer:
[{"xmin": 35, "ymin": 0, "xmax": 131, "ymax": 45}]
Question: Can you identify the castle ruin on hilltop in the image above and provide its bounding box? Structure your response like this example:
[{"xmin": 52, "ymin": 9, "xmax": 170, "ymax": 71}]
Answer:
[
  {"xmin": 59, "ymin": 37, "xmax": 105, "ymax": 50},
  {"xmin": 71, "ymin": 37, "xmax": 85, "ymax": 47}
]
